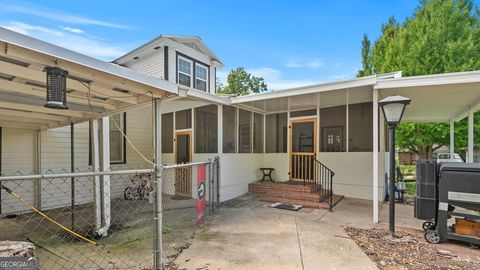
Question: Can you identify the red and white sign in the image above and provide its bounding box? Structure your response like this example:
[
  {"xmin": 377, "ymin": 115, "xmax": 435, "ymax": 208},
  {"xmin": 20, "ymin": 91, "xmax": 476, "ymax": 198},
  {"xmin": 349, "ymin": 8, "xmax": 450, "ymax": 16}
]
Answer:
[{"xmin": 195, "ymin": 164, "xmax": 207, "ymax": 224}]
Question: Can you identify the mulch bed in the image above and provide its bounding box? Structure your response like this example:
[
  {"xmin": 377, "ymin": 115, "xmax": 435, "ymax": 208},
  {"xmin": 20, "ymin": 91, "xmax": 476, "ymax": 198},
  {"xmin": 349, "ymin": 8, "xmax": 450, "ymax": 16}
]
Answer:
[{"xmin": 345, "ymin": 227, "xmax": 480, "ymax": 270}]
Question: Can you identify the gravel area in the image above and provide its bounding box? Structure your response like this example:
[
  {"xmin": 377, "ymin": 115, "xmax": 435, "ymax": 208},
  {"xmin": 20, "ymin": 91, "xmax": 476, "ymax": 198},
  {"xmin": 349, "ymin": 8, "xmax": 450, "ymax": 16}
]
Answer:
[{"xmin": 345, "ymin": 227, "xmax": 480, "ymax": 270}]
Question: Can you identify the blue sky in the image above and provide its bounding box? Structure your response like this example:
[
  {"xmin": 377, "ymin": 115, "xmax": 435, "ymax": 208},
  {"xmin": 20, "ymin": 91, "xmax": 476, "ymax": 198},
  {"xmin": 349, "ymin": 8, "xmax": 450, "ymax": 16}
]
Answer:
[{"xmin": 0, "ymin": 0, "xmax": 460, "ymax": 89}]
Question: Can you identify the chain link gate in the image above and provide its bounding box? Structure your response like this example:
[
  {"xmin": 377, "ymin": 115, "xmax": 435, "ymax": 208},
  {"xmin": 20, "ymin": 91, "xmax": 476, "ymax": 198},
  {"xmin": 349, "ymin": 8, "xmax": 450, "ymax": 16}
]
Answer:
[{"xmin": 0, "ymin": 158, "xmax": 220, "ymax": 270}]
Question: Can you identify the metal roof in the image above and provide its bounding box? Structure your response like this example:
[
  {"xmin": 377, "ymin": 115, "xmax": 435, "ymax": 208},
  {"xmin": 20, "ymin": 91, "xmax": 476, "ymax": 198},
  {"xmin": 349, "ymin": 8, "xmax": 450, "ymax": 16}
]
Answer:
[{"xmin": 0, "ymin": 27, "xmax": 179, "ymax": 130}]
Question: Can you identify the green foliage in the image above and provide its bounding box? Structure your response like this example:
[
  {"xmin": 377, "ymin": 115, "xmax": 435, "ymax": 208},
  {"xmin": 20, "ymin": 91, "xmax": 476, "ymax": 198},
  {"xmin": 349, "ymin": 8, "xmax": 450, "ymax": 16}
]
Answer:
[
  {"xmin": 405, "ymin": 181, "xmax": 416, "ymax": 196},
  {"xmin": 217, "ymin": 67, "xmax": 267, "ymax": 96},
  {"xmin": 399, "ymin": 164, "xmax": 416, "ymax": 176},
  {"xmin": 396, "ymin": 122, "xmax": 450, "ymax": 159},
  {"xmin": 356, "ymin": 34, "xmax": 373, "ymax": 77},
  {"xmin": 372, "ymin": 0, "xmax": 480, "ymax": 76},
  {"xmin": 360, "ymin": 0, "xmax": 480, "ymax": 158},
  {"xmin": 162, "ymin": 226, "xmax": 172, "ymax": 234}
]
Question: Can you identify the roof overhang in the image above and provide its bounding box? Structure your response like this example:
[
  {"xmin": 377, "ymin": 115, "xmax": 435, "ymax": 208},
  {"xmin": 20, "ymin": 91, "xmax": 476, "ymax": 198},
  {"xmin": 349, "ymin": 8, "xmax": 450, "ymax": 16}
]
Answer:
[
  {"xmin": 0, "ymin": 27, "xmax": 179, "ymax": 130},
  {"xmin": 231, "ymin": 70, "xmax": 480, "ymax": 122},
  {"xmin": 113, "ymin": 35, "xmax": 223, "ymax": 66},
  {"xmin": 375, "ymin": 71, "xmax": 480, "ymax": 122}
]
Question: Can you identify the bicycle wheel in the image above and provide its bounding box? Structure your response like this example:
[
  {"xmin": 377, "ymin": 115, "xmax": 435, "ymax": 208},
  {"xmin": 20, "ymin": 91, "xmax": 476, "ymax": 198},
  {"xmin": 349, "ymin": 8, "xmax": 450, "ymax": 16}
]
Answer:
[{"xmin": 124, "ymin": 186, "xmax": 135, "ymax": 200}]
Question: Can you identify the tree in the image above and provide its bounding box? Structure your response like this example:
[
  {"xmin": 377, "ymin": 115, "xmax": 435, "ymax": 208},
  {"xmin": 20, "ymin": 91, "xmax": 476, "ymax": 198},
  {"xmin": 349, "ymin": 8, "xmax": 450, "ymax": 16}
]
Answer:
[
  {"xmin": 217, "ymin": 67, "xmax": 267, "ymax": 96},
  {"xmin": 360, "ymin": 0, "xmax": 480, "ymax": 159},
  {"xmin": 395, "ymin": 122, "xmax": 450, "ymax": 159},
  {"xmin": 356, "ymin": 34, "xmax": 373, "ymax": 77}
]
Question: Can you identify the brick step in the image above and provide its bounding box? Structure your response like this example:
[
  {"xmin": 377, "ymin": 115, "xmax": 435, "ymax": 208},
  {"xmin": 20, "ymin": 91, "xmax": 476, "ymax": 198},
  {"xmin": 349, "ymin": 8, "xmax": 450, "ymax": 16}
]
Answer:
[
  {"xmin": 256, "ymin": 189, "xmax": 328, "ymax": 203},
  {"xmin": 248, "ymin": 183, "xmax": 315, "ymax": 193}
]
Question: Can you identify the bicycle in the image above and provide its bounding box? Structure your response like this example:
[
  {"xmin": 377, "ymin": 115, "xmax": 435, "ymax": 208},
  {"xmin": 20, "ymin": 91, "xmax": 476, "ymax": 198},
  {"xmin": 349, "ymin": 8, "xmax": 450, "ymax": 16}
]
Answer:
[{"xmin": 124, "ymin": 173, "xmax": 153, "ymax": 200}]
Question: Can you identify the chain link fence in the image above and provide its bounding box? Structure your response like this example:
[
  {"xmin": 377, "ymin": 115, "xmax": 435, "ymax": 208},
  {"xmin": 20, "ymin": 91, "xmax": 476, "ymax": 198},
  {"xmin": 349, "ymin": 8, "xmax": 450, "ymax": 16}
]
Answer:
[{"xmin": 0, "ymin": 158, "xmax": 219, "ymax": 269}]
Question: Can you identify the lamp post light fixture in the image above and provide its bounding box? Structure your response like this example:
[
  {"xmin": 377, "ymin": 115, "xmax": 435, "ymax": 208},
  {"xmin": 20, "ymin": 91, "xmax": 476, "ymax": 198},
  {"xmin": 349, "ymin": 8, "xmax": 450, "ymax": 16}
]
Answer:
[{"xmin": 378, "ymin": 95, "xmax": 411, "ymax": 236}]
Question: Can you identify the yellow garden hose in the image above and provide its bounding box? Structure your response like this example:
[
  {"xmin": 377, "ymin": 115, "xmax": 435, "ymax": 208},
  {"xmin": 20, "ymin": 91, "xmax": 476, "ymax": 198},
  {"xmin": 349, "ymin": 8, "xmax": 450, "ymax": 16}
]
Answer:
[{"xmin": 1, "ymin": 184, "xmax": 97, "ymax": 245}]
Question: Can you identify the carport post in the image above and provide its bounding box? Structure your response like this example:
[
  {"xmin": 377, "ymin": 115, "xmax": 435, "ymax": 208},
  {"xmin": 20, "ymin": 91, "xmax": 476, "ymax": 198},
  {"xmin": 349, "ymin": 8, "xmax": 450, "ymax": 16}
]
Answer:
[
  {"xmin": 90, "ymin": 119, "xmax": 102, "ymax": 232},
  {"xmin": 35, "ymin": 129, "xmax": 42, "ymax": 210},
  {"xmin": 70, "ymin": 123, "xmax": 75, "ymax": 230},
  {"xmin": 449, "ymin": 120, "xmax": 455, "ymax": 158},
  {"xmin": 99, "ymin": 117, "xmax": 111, "ymax": 231},
  {"xmin": 468, "ymin": 108, "xmax": 474, "ymax": 163},
  {"xmin": 153, "ymin": 99, "xmax": 163, "ymax": 270},
  {"xmin": 372, "ymin": 89, "xmax": 379, "ymax": 223}
]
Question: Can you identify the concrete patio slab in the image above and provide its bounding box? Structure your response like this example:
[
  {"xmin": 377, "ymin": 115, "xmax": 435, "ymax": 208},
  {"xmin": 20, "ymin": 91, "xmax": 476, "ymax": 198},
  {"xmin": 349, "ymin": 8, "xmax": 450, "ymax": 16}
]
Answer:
[{"xmin": 173, "ymin": 195, "xmax": 416, "ymax": 270}]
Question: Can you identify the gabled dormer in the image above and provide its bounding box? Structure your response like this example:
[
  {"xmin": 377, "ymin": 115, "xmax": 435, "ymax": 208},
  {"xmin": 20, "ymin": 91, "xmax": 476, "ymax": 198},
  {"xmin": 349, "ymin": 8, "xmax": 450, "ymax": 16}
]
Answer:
[{"xmin": 113, "ymin": 35, "xmax": 223, "ymax": 94}]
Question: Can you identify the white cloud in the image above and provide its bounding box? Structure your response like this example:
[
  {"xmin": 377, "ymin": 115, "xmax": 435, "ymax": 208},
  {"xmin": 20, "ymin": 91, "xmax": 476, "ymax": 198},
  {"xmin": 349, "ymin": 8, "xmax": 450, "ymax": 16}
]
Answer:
[
  {"xmin": 3, "ymin": 4, "xmax": 130, "ymax": 29},
  {"xmin": 60, "ymin": 26, "xmax": 84, "ymax": 34},
  {"xmin": 2, "ymin": 22, "xmax": 128, "ymax": 60},
  {"xmin": 285, "ymin": 58, "xmax": 323, "ymax": 69}
]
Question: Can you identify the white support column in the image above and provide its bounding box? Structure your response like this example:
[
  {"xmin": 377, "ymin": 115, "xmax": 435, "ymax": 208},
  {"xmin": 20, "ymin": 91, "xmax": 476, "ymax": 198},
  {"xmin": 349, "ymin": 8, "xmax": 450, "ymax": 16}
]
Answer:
[
  {"xmin": 346, "ymin": 89, "xmax": 349, "ymax": 152},
  {"xmin": 373, "ymin": 89, "xmax": 379, "ymax": 223},
  {"xmin": 468, "ymin": 108, "xmax": 474, "ymax": 163},
  {"xmin": 263, "ymin": 113, "xmax": 266, "ymax": 154},
  {"xmin": 99, "ymin": 116, "xmax": 111, "ymax": 234},
  {"xmin": 153, "ymin": 99, "xmax": 163, "ymax": 269},
  {"xmin": 450, "ymin": 120, "xmax": 455, "ymax": 158},
  {"xmin": 218, "ymin": 105, "xmax": 223, "ymax": 154},
  {"xmin": 35, "ymin": 130, "xmax": 42, "ymax": 209},
  {"xmin": 90, "ymin": 119, "xmax": 102, "ymax": 232}
]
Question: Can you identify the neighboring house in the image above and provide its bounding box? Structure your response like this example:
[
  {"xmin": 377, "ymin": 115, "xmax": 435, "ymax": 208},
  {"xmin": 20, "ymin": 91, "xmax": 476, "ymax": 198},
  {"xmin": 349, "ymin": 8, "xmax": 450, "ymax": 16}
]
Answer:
[{"xmin": 0, "ymin": 28, "xmax": 479, "ymax": 223}]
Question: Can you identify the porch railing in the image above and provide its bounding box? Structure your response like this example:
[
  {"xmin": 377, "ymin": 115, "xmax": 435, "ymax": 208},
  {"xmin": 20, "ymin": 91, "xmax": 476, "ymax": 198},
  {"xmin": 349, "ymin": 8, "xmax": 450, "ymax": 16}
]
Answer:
[{"xmin": 304, "ymin": 158, "xmax": 335, "ymax": 211}]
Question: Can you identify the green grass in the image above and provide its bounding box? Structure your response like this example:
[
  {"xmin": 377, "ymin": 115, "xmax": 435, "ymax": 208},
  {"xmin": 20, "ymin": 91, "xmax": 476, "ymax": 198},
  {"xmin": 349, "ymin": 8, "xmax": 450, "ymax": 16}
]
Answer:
[
  {"xmin": 405, "ymin": 181, "xmax": 416, "ymax": 196},
  {"xmin": 162, "ymin": 226, "xmax": 172, "ymax": 234}
]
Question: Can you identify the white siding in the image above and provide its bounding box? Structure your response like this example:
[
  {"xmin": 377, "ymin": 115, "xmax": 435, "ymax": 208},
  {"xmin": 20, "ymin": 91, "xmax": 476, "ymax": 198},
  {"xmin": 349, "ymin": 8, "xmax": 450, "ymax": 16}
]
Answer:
[
  {"xmin": 0, "ymin": 105, "xmax": 155, "ymax": 214},
  {"xmin": 1, "ymin": 128, "xmax": 36, "ymax": 213},
  {"xmin": 2, "ymin": 128, "xmax": 36, "ymax": 174},
  {"xmin": 127, "ymin": 49, "xmax": 165, "ymax": 79},
  {"xmin": 40, "ymin": 123, "xmax": 90, "ymax": 210},
  {"xmin": 121, "ymin": 39, "xmax": 219, "ymax": 94}
]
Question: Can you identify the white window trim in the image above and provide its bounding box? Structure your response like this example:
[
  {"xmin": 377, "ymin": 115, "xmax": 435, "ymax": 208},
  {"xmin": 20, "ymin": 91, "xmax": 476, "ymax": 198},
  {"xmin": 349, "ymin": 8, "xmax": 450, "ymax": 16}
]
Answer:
[
  {"xmin": 195, "ymin": 62, "xmax": 208, "ymax": 91},
  {"xmin": 110, "ymin": 113, "xmax": 126, "ymax": 164},
  {"xmin": 177, "ymin": 56, "xmax": 193, "ymax": 87}
]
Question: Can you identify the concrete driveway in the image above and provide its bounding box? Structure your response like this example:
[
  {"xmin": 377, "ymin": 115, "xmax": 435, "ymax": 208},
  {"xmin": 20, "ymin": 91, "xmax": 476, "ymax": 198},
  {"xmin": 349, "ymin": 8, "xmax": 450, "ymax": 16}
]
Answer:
[{"xmin": 174, "ymin": 195, "xmax": 421, "ymax": 270}]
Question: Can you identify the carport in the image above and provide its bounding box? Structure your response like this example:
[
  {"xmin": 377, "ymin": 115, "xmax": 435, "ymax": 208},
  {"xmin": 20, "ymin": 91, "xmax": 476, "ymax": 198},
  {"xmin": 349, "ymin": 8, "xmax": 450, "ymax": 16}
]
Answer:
[
  {"xmin": 373, "ymin": 70, "xmax": 480, "ymax": 222},
  {"xmin": 0, "ymin": 27, "xmax": 179, "ymax": 266}
]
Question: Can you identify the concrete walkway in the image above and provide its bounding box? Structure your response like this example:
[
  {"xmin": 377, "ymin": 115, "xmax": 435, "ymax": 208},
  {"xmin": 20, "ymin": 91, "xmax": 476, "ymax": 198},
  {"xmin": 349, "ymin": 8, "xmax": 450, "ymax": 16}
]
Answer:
[{"xmin": 174, "ymin": 195, "xmax": 422, "ymax": 270}]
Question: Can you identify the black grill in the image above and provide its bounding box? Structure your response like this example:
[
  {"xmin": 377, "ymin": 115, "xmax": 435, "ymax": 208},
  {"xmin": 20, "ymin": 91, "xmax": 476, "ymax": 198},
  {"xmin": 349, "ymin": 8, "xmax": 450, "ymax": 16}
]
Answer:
[{"xmin": 414, "ymin": 160, "xmax": 438, "ymax": 220}]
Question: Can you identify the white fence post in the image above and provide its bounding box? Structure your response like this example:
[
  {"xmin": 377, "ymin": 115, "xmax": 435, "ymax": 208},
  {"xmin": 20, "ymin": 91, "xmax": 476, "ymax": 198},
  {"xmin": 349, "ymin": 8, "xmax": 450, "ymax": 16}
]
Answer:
[{"xmin": 153, "ymin": 99, "xmax": 163, "ymax": 270}]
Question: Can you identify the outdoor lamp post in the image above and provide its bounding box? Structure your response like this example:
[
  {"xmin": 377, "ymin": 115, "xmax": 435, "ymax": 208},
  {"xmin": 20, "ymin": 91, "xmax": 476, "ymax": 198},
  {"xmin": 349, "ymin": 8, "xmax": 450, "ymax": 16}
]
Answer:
[{"xmin": 378, "ymin": 95, "xmax": 411, "ymax": 236}]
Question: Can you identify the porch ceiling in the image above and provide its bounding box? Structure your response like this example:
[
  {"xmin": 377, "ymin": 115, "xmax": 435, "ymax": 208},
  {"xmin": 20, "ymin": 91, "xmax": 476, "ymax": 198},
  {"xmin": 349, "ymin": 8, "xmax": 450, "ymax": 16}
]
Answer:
[
  {"xmin": 376, "ymin": 71, "xmax": 480, "ymax": 122},
  {"xmin": 0, "ymin": 28, "xmax": 179, "ymax": 130}
]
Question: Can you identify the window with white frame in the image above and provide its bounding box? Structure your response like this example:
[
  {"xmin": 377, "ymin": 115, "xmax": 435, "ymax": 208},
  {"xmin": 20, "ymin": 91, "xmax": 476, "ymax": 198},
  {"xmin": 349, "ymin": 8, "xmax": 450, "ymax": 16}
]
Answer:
[
  {"xmin": 88, "ymin": 113, "xmax": 126, "ymax": 165},
  {"xmin": 177, "ymin": 56, "xmax": 192, "ymax": 87},
  {"xmin": 109, "ymin": 113, "xmax": 126, "ymax": 163},
  {"xmin": 195, "ymin": 63, "xmax": 208, "ymax": 92}
]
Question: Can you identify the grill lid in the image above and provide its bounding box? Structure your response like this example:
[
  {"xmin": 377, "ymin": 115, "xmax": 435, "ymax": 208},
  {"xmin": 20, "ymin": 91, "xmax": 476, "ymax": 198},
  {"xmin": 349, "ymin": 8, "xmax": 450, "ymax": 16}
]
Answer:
[{"xmin": 440, "ymin": 163, "xmax": 480, "ymax": 173}]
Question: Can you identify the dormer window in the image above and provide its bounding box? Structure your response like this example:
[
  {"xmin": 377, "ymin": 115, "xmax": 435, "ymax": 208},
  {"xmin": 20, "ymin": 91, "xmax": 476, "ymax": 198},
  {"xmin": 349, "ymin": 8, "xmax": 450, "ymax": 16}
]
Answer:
[
  {"xmin": 176, "ymin": 53, "xmax": 210, "ymax": 92},
  {"xmin": 178, "ymin": 56, "xmax": 192, "ymax": 87},
  {"xmin": 195, "ymin": 63, "xmax": 208, "ymax": 92}
]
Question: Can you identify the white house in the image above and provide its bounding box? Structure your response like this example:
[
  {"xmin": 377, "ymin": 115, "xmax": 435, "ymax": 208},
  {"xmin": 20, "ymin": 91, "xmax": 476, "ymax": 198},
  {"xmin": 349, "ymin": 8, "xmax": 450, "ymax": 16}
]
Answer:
[{"xmin": 0, "ymin": 27, "xmax": 479, "ymax": 224}]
